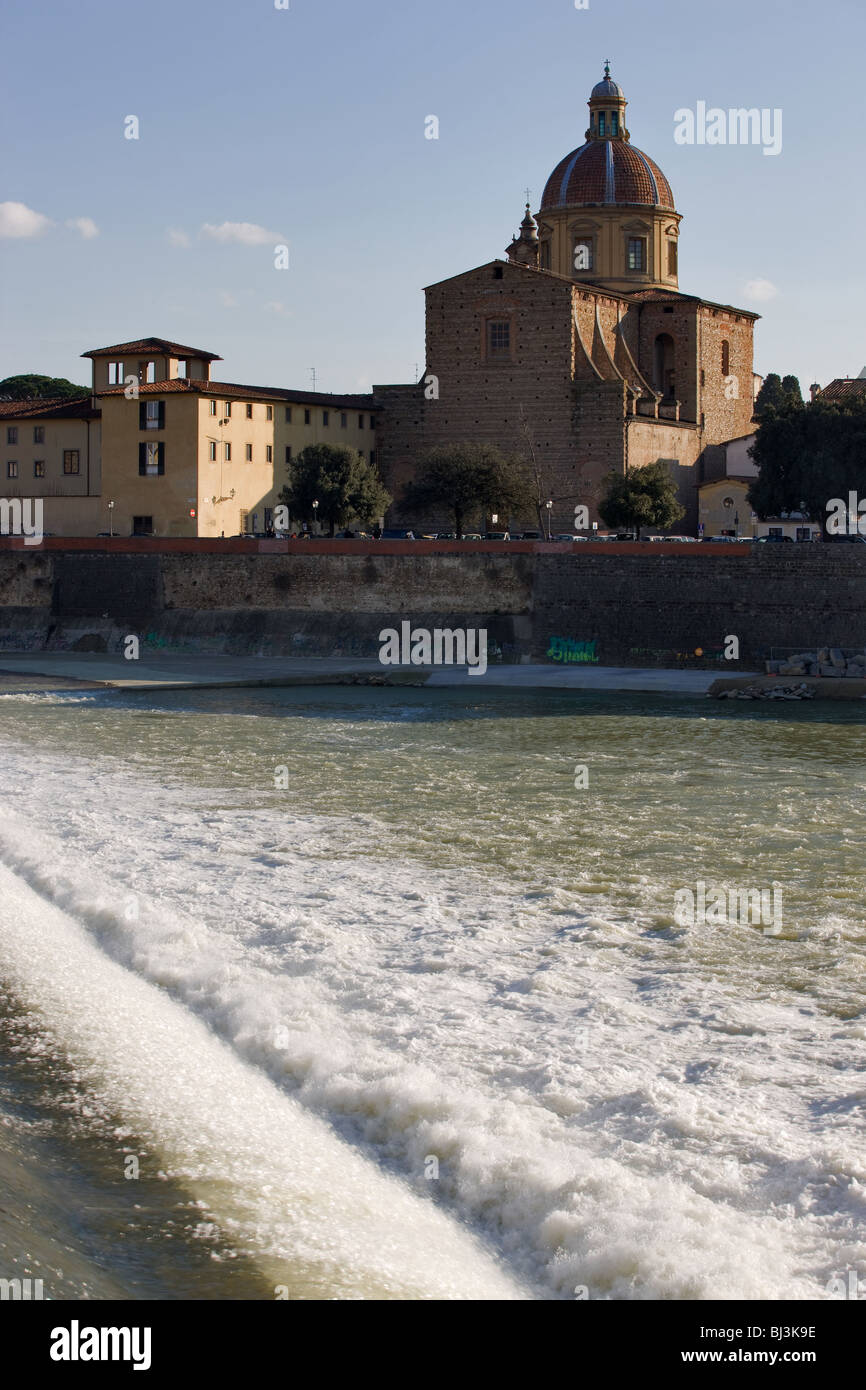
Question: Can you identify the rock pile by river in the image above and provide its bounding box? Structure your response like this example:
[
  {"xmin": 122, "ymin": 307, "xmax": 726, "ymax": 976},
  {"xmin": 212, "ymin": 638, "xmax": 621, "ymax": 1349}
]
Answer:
[
  {"xmin": 714, "ymin": 683, "xmax": 816, "ymax": 701},
  {"xmin": 767, "ymin": 647, "xmax": 866, "ymax": 678}
]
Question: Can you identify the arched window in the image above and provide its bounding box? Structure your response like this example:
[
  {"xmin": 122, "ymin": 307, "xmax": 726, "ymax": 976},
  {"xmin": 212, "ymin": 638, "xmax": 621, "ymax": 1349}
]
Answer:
[
  {"xmin": 653, "ymin": 333, "xmax": 676, "ymax": 398},
  {"xmin": 721, "ymin": 339, "xmax": 730, "ymax": 375}
]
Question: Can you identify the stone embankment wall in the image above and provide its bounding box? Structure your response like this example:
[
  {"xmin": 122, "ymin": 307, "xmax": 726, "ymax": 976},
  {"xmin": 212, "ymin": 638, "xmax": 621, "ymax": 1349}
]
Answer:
[{"xmin": 0, "ymin": 543, "xmax": 864, "ymax": 670}]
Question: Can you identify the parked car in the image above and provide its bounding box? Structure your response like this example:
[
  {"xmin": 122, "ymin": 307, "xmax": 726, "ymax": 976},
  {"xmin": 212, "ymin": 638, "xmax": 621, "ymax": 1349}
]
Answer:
[
  {"xmin": 704, "ymin": 534, "xmax": 740, "ymax": 542},
  {"xmin": 552, "ymin": 533, "xmax": 587, "ymax": 542},
  {"xmin": 825, "ymin": 532, "xmax": 866, "ymax": 544},
  {"xmin": 517, "ymin": 529, "xmax": 544, "ymax": 540},
  {"xmin": 462, "ymin": 532, "xmax": 483, "ymax": 541},
  {"xmin": 753, "ymin": 534, "xmax": 794, "ymax": 543},
  {"xmin": 380, "ymin": 528, "xmax": 415, "ymax": 539},
  {"xmin": 485, "ymin": 531, "xmax": 511, "ymax": 540}
]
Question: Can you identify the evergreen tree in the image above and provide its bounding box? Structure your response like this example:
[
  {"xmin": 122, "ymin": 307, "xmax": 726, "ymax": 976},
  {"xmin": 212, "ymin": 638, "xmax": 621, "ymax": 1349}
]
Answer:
[
  {"xmin": 597, "ymin": 461, "xmax": 685, "ymax": 539},
  {"xmin": 279, "ymin": 444, "xmax": 390, "ymax": 536},
  {"xmin": 0, "ymin": 373, "xmax": 88, "ymax": 401},
  {"xmin": 402, "ymin": 443, "xmax": 533, "ymax": 536}
]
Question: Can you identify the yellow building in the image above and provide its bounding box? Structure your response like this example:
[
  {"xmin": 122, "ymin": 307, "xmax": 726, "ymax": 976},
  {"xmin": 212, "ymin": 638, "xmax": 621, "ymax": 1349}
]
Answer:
[
  {"xmin": 1, "ymin": 337, "xmax": 381, "ymax": 538},
  {"xmin": 87, "ymin": 338, "xmax": 379, "ymax": 537},
  {"xmin": 0, "ymin": 396, "xmax": 102, "ymax": 534}
]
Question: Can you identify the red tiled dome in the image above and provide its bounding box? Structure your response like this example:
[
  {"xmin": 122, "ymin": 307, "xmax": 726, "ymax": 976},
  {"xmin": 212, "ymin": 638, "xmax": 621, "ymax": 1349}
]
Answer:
[{"xmin": 541, "ymin": 140, "xmax": 675, "ymax": 211}]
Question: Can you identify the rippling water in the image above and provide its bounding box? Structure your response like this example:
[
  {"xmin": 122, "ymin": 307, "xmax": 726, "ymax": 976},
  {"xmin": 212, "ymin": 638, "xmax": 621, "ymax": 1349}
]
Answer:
[{"xmin": 0, "ymin": 685, "xmax": 864, "ymax": 1299}]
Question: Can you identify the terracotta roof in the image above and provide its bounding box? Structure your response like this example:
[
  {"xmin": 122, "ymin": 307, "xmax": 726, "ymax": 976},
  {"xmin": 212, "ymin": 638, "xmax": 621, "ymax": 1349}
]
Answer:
[
  {"xmin": 818, "ymin": 378, "xmax": 866, "ymax": 403},
  {"xmin": 82, "ymin": 337, "xmax": 222, "ymax": 361},
  {"xmin": 541, "ymin": 140, "xmax": 675, "ymax": 211},
  {"xmin": 0, "ymin": 396, "xmax": 97, "ymax": 420},
  {"xmin": 96, "ymin": 378, "xmax": 379, "ymax": 409}
]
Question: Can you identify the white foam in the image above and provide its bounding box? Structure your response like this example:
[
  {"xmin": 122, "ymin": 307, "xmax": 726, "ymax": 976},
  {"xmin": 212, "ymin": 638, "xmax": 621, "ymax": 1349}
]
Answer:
[{"xmin": 0, "ymin": 734, "xmax": 863, "ymax": 1300}]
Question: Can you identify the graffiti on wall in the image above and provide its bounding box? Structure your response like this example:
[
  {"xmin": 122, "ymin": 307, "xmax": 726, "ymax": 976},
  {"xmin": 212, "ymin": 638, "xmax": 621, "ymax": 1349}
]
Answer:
[{"xmin": 547, "ymin": 636, "xmax": 599, "ymax": 664}]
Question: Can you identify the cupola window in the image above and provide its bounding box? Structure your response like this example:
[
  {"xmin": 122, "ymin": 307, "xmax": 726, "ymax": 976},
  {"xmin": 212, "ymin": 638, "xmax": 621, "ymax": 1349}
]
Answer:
[
  {"xmin": 627, "ymin": 237, "xmax": 647, "ymax": 272},
  {"xmin": 610, "ymin": 112, "xmax": 619, "ymax": 136},
  {"xmin": 598, "ymin": 113, "xmax": 606, "ymax": 136},
  {"xmin": 573, "ymin": 238, "xmax": 593, "ymax": 271}
]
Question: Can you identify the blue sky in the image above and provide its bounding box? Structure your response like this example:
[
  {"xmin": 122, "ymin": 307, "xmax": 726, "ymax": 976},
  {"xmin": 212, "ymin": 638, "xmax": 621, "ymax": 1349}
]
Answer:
[{"xmin": 2, "ymin": 0, "xmax": 863, "ymax": 395}]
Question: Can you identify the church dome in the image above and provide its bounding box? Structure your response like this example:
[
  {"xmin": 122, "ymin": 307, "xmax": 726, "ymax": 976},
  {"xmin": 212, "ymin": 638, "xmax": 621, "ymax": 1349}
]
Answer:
[
  {"xmin": 590, "ymin": 76, "xmax": 624, "ymax": 101},
  {"xmin": 541, "ymin": 140, "xmax": 675, "ymax": 211}
]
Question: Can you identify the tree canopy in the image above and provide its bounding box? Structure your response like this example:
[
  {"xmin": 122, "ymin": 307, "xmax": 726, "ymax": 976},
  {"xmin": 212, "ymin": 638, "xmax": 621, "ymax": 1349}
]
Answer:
[
  {"xmin": 0, "ymin": 374, "xmax": 89, "ymax": 401},
  {"xmin": 597, "ymin": 461, "xmax": 685, "ymax": 538},
  {"xmin": 278, "ymin": 444, "xmax": 391, "ymax": 536},
  {"xmin": 401, "ymin": 442, "xmax": 534, "ymax": 535},
  {"xmin": 747, "ymin": 397, "xmax": 866, "ymax": 532},
  {"xmin": 754, "ymin": 372, "xmax": 803, "ymax": 420}
]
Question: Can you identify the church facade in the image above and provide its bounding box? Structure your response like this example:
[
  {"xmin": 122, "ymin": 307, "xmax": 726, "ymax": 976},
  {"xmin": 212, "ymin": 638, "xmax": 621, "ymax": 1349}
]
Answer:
[{"xmin": 375, "ymin": 65, "xmax": 760, "ymax": 535}]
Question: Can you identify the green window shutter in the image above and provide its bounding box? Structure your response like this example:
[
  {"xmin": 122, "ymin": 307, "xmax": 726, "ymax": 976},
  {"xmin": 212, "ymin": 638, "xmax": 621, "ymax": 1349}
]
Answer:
[
  {"xmin": 138, "ymin": 442, "xmax": 147, "ymax": 475},
  {"xmin": 157, "ymin": 442, "xmax": 165, "ymax": 475},
  {"xmin": 158, "ymin": 402, "xmax": 165, "ymax": 429}
]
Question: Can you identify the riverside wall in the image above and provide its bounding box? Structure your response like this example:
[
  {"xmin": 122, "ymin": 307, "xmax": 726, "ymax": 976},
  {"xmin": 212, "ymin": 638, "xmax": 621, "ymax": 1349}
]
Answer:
[{"xmin": 0, "ymin": 541, "xmax": 864, "ymax": 670}]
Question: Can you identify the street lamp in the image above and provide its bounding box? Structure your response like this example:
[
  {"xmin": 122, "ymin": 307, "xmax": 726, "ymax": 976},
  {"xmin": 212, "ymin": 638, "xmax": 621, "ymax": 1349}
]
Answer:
[
  {"xmin": 312, "ymin": 498, "xmax": 319, "ymax": 534},
  {"xmin": 108, "ymin": 500, "xmax": 115, "ymax": 538},
  {"xmin": 545, "ymin": 499, "xmax": 553, "ymax": 540}
]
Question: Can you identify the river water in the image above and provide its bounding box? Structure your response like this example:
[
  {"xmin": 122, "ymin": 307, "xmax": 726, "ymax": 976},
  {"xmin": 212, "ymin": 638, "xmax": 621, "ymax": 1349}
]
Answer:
[{"xmin": 0, "ymin": 685, "xmax": 863, "ymax": 1300}]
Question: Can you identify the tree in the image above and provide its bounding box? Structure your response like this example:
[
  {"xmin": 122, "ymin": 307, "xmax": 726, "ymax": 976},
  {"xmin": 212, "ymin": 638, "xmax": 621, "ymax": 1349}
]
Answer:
[
  {"xmin": 781, "ymin": 374, "xmax": 803, "ymax": 407},
  {"xmin": 0, "ymin": 373, "xmax": 88, "ymax": 401},
  {"xmin": 597, "ymin": 461, "xmax": 685, "ymax": 538},
  {"xmin": 279, "ymin": 444, "xmax": 391, "ymax": 536},
  {"xmin": 747, "ymin": 397, "xmax": 866, "ymax": 535},
  {"xmin": 402, "ymin": 442, "xmax": 533, "ymax": 536},
  {"xmin": 754, "ymin": 371, "xmax": 803, "ymax": 420}
]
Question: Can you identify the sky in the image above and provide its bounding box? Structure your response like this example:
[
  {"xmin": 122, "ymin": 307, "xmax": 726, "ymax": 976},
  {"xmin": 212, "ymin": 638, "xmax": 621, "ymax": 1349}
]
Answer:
[{"xmin": 1, "ymin": 0, "xmax": 864, "ymax": 396}]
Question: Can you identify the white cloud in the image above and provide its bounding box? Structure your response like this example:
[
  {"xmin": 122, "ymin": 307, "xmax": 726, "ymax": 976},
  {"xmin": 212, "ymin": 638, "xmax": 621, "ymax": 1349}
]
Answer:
[
  {"xmin": 201, "ymin": 220, "xmax": 281, "ymax": 246},
  {"xmin": 66, "ymin": 216, "xmax": 99, "ymax": 239},
  {"xmin": 218, "ymin": 290, "xmax": 239, "ymax": 309},
  {"xmin": 0, "ymin": 201, "xmax": 52, "ymax": 238},
  {"xmin": 167, "ymin": 227, "xmax": 191, "ymax": 248},
  {"xmin": 744, "ymin": 278, "xmax": 779, "ymax": 302},
  {"xmin": 263, "ymin": 300, "xmax": 289, "ymax": 315}
]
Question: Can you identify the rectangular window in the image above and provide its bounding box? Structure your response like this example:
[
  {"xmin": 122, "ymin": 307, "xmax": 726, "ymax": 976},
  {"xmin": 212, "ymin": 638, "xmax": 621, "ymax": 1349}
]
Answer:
[
  {"xmin": 266, "ymin": 405, "xmax": 273, "ymax": 421},
  {"xmin": 224, "ymin": 443, "xmax": 231, "ymax": 461},
  {"xmin": 240, "ymin": 509, "xmax": 250, "ymax": 534},
  {"xmin": 245, "ymin": 443, "xmax": 253, "ymax": 461},
  {"xmin": 370, "ymin": 449, "xmax": 377, "ymax": 466},
  {"xmin": 266, "ymin": 444, "xmax": 273, "ymax": 462},
  {"xmin": 141, "ymin": 400, "xmax": 165, "ymax": 430},
  {"xmin": 208, "ymin": 441, "xmax": 217, "ymax": 461},
  {"xmin": 285, "ymin": 446, "xmax": 292, "ymax": 462},
  {"xmin": 370, "ymin": 417, "xmax": 376, "ymax": 430},
  {"xmin": 34, "ymin": 460, "xmax": 45, "ymax": 477},
  {"xmin": 246, "ymin": 403, "xmax": 253, "ymax": 419},
  {"xmin": 224, "ymin": 402, "xmax": 232, "ymax": 418},
  {"xmin": 139, "ymin": 361, "xmax": 156, "ymax": 384},
  {"xmin": 209, "ymin": 400, "xmax": 217, "ymax": 416},
  {"xmin": 304, "ymin": 408, "xmax": 311, "ymax": 425},
  {"xmin": 627, "ymin": 238, "xmax": 647, "ymax": 272},
  {"xmin": 668, "ymin": 240, "xmax": 678, "ymax": 275},
  {"xmin": 139, "ymin": 442, "xmax": 164, "ymax": 476},
  {"xmin": 487, "ymin": 320, "xmax": 511, "ymax": 358},
  {"xmin": 33, "ymin": 426, "xmax": 45, "ymax": 444},
  {"xmin": 108, "ymin": 362, "xmax": 124, "ymax": 385},
  {"xmin": 7, "ymin": 460, "xmax": 18, "ymax": 478},
  {"xmin": 176, "ymin": 360, "xmax": 187, "ymax": 379},
  {"xmin": 359, "ymin": 414, "xmax": 365, "ymax": 428},
  {"xmin": 63, "ymin": 450, "xmax": 80, "ymax": 475},
  {"xmin": 6, "ymin": 427, "xmax": 18, "ymax": 444},
  {"xmin": 285, "ymin": 406, "xmax": 292, "ymax": 423},
  {"xmin": 573, "ymin": 238, "xmax": 593, "ymax": 271},
  {"xmin": 323, "ymin": 410, "xmax": 329, "ymax": 426},
  {"xmin": 132, "ymin": 515, "xmax": 154, "ymax": 536},
  {"xmin": 340, "ymin": 412, "xmax": 347, "ymax": 428}
]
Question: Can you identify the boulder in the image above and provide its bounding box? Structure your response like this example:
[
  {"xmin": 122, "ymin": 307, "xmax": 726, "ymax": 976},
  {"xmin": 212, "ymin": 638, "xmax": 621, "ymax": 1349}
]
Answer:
[
  {"xmin": 818, "ymin": 663, "xmax": 842, "ymax": 677},
  {"xmin": 830, "ymin": 648, "xmax": 846, "ymax": 667}
]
